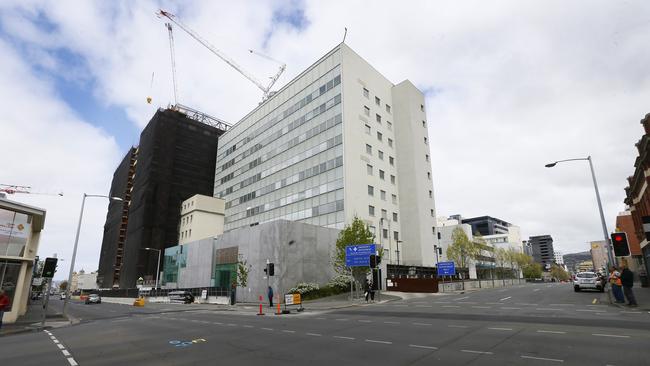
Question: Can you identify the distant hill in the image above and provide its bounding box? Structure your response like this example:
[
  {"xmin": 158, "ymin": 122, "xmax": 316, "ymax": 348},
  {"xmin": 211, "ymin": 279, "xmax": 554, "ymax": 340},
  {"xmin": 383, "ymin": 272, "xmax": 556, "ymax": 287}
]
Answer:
[{"xmin": 563, "ymin": 251, "xmax": 592, "ymax": 272}]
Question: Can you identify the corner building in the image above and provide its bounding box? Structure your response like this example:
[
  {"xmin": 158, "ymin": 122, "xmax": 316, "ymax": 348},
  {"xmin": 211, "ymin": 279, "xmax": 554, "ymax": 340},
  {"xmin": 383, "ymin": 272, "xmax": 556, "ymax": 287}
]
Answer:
[{"xmin": 214, "ymin": 44, "xmax": 437, "ymax": 267}]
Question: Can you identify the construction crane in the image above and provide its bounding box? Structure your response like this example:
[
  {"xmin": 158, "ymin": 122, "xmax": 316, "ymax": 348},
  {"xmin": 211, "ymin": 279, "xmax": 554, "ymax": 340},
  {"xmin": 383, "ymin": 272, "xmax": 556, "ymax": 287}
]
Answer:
[
  {"xmin": 157, "ymin": 9, "xmax": 286, "ymax": 101},
  {"xmin": 165, "ymin": 22, "xmax": 179, "ymax": 106},
  {"xmin": 0, "ymin": 184, "xmax": 63, "ymax": 197}
]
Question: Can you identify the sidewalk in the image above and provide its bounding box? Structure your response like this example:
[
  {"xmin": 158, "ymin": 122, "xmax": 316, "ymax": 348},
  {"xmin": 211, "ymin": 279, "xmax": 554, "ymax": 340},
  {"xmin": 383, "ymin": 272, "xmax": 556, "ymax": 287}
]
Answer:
[
  {"xmin": 0, "ymin": 300, "xmax": 70, "ymax": 337},
  {"xmin": 608, "ymin": 282, "xmax": 650, "ymax": 311}
]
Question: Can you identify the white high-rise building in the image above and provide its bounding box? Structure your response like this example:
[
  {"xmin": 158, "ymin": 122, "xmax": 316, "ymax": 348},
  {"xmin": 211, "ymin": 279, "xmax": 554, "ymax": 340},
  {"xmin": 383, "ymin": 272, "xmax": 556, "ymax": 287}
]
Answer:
[{"xmin": 213, "ymin": 43, "xmax": 436, "ymax": 267}]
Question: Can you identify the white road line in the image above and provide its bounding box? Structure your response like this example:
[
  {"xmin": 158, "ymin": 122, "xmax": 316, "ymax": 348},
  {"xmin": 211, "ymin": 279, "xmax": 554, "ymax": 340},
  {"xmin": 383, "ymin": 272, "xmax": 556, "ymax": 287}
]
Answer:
[
  {"xmin": 549, "ymin": 304, "xmax": 574, "ymax": 306},
  {"xmin": 316, "ymin": 317, "xmax": 326, "ymax": 320},
  {"xmin": 455, "ymin": 296, "xmax": 469, "ymax": 301},
  {"xmin": 282, "ymin": 330, "xmax": 295, "ymax": 333},
  {"xmin": 67, "ymin": 358, "xmax": 78, "ymax": 366},
  {"xmin": 358, "ymin": 320, "xmax": 372, "ymax": 323},
  {"xmin": 334, "ymin": 336, "xmax": 355, "ymax": 340},
  {"xmin": 443, "ymin": 305, "xmax": 460, "ymax": 308},
  {"xmin": 213, "ymin": 322, "xmax": 223, "ymax": 325},
  {"xmin": 306, "ymin": 333, "xmax": 322, "ymax": 337},
  {"xmin": 472, "ymin": 306, "xmax": 492, "ymax": 309},
  {"xmin": 485, "ymin": 302, "xmax": 502, "ymax": 305},
  {"xmin": 461, "ymin": 349, "xmax": 493, "ymax": 355},
  {"xmin": 448, "ymin": 325, "xmax": 468, "ymax": 328},
  {"xmin": 535, "ymin": 308, "xmax": 562, "ymax": 311},
  {"xmin": 576, "ymin": 309, "xmax": 603, "ymax": 312},
  {"xmin": 620, "ymin": 311, "xmax": 642, "ymax": 314},
  {"xmin": 394, "ymin": 304, "xmax": 409, "ymax": 307},
  {"xmin": 499, "ymin": 296, "xmax": 512, "ymax": 301},
  {"xmin": 384, "ymin": 321, "xmax": 400, "ymax": 324},
  {"xmin": 488, "ymin": 327, "xmax": 513, "ymax": 331},
  {"xmin": 365, "ymin": 339, "xmax": 392, "ymax": 344},
  {"xmin": 592, "ymin": 333, "xmax": 630, "ymax": 338},
  {"xmin": 457, "ymin": 302, "xmax": 478, "ymax": 304},
  {"xmin": 500, "ymin": 307, "xmax": 521, "ymax": 310},
  {"xmin": 53, "ymin": 339, "xmax": 60, "ymax": 343},
  {"xmin": 515, "ymin": 303, "xmax": 538, "ymax": 306},
  {"xmin": 413, "ymin": 323, "xmax": 432, "ymax": 326},
  {"xmin": 498, "ymin": 289, "xmax": 508, "ymax": 292},
  {"xmin": 226, "ymin": 323, "xmax": 237, "ymax": 327},
  {"xmin": 57, "ymin": 344, "xmax": 65, "ymax": 350},
  {"xmin": 533, "ymin": 289, "xmax": 540, "ymax": 292},
  {"xmin": 62, "ymin": 350, "xmax": 71, "ymax": 356},
  {"xmin": 409, "ymin": 344, "xmax": 438, "ymax": 350},
  {"xmin": 521, "ymin": 355, "xmax": 564, "ymax": 362},
  {"xmin": 335, "ymin": 318, "xmax": 349, "ymax": 321},
  {"xmin": 261, "ymin": 327, "xmax": 273, "ymax": 331},
  {"xmin": 243, "ymin": 325, "xmax": 254, "ymax": 328},
  {"xmin": 415, "ymin": 305, "xmax": 433, "ymax": 308},
  {"xmin": 537, "ymin": 330, "xmax": 566, "ymax": 334}
]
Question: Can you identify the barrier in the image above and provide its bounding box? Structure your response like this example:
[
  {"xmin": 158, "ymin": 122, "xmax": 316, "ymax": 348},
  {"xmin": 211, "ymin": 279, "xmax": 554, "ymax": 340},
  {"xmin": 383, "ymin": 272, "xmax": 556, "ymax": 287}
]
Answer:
[{"xmin": 257, "ymin": 295, "xmax": 264, "ymax": 316}]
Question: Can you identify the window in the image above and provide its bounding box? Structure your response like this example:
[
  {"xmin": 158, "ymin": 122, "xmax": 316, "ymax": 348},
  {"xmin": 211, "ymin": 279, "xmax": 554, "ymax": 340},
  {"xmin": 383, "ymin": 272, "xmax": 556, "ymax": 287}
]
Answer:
[
  {"xmin": 378, "ymin": 150, "xmax": 384, "ymax": 160},
  {"xmin": 364, "ymin": 106, "xmax": 370, "ymax": 116},
  {"xmin": 422, "ymin": 120, "xmax": 426, "ymax": 128},
  {"xmin": 387, "ymin": 121, "xmax": 392, "ymax": 130},
  {"xmin": 389, "ymin": 156, "xmax": 394, "ymax": 166},
  {"xmin": 390, "ymin": 175, "xmax": 396, "ymax": 184},
  {"xmin": 394, "ymin": 231, "xmax": 399, "ymax": 241},
  {"xmin": 189, "ymin": 229, "xmax": 192, "ymax": 237},
  {"xmin": 375, "ymin": 96, "xmax": 381, "ymax": 106},
  {"xmin": 427, "ymin": 172, "xmax": 431, "ymax": 180},
  {"xmin": 383, "ymin": 229, "xmax": 388, "ymax": 239},
  {"xmin": 430, "ymin": 209, "xmax": 434, "ymax": 217},
  {"xmin": 369, "ymin": 205, "xmax": 375, "ymax": 216},
  {"xmin": 368, "ymin": 185, "xmax": 374, "ymax": 196},
  {"xmin": 377, "ymin": 132, "xmax": 383, "ymax": 141},
  {"xmin": 363, "ymin": 88, "xmax": 369, "ymax": 98},
  {"xmin": 380, "ymin": 190, "xmax": 386, "ymax": 200},
  {"xmin": 369, "ymin": 225, "xmax": 376, "ymax": 235},
  {"xmin": 424, "ymin": 137, "xmax": 428, "ymax": 144},
  {"xmin": 381, "ymin": 209, "xmax": 387, "ymax": 219},
  {"xmin": 379, "ymin": 170, "xmax": 385, "ymax": 180},
  {"xmin": 376, "ymin": 114, "xmax": 382, "ymax": 124},
  {"xmin": 425, "ymin": 154, "xmax": 429, "ymax": 162},
  {"xmin": 392, "ymin": 194, "xmax": 397, "ymax": 204},
  {"xmin": 420, "ymin": 104, "xmax": 424, "ymax": 112},
  {"xmin": 386, "ymin": 104, "xmax": 391, "ymax": 113},
  {"xmin": 366, "ymin": 144, "xmax": 372, "ymax": 155},
  {"xmin": 432, "ymin": 227, "xmax": 436, "ymax": 234},
  {"xmin": 365, "ymin": 124, "xmax": 371, "ymax": 135},
  {"xmin": 367, "ymin": 164, "xmax": 373, "ymax": 175},
  {"xmin": 388, "ymin": 138, "xmax": 393, "ymax": 147},
  {"xmin": 393, "ymin": 212, "xmax": 398, "ymax": 222},
  {"xmin": 429, "ymin": 190, "xmax": 432, "ymax": 198}
]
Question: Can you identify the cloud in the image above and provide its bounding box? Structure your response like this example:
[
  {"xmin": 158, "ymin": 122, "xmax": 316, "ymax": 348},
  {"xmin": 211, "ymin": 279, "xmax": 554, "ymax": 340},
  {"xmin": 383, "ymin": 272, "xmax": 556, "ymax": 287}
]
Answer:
[{"xmin": 2, "ymin": 0, "xmax": 650, "ymax": 270}]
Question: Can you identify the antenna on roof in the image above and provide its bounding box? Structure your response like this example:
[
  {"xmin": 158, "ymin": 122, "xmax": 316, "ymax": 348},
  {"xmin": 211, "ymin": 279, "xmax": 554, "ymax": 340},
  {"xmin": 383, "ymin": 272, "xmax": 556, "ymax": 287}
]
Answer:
[{"xmin": 342, "ymin": 27, "xmax": 348, "ymax": 43}]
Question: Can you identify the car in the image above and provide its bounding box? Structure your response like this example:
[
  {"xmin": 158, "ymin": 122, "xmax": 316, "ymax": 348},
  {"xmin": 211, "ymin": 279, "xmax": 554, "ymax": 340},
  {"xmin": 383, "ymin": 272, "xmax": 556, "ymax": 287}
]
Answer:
[
  {"xmin": 31, "ymin": 292, "xmax": 42, "ymax": 300},
  {"xmin": 573, "ymin": 272, "xmax": 604, "ymax": 292},
  {"xmin": 168, "ymin": 290, "xmax": 195, "ymax": 304},
  {"xmin": 60, "ymin": 293, "xmax": 66, "ymax": 300},
  {"xmin": 85, "ymin": 294, "xmax": 101, "ymax": 304}
]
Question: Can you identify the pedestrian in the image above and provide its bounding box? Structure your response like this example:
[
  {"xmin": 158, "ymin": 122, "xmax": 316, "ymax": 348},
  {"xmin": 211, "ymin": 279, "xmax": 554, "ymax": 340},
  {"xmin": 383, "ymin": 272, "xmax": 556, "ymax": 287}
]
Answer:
[
  {"xmin": 620, "ymin": 263, "xmax": 638, "ymax": 307},
  {"xmin": 230, "ymin": 282, "xmax": 237, "ymax": 306},
  {"xmin": 267, "ymin": 286, "xmax": 274, "ymax": 308},
  {"xmin": 609, "ymin": 267, "xmax": 625, "ymax": 303},
  {"xmin": 364, "ymin": 279, "xmax": 370, "ymax": 302},
  {"xmin": 0, "ymin": 290, "xmax": 10, "ymax": 330},
  {"xmin": 369, "ymin": 280, "xmax": 375, "ymax": 302}
]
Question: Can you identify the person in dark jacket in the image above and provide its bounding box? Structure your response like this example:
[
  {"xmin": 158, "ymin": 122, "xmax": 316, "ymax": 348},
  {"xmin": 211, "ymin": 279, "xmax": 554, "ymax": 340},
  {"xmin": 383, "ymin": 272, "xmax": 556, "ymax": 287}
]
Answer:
[
  {"xmin": 267, "ymin": 286, "xmax": 274, "ymax": 308},
  {"xmin": 620, "ymin": 263, "xmax": 638, "ymax": 307}
]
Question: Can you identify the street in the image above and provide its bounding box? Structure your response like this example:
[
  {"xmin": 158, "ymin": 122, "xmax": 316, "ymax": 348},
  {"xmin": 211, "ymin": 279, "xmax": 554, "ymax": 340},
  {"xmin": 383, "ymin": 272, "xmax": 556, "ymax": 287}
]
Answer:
[{"xmin": 1, "ymin": 283, "xmax": 649, "ymax": 365}]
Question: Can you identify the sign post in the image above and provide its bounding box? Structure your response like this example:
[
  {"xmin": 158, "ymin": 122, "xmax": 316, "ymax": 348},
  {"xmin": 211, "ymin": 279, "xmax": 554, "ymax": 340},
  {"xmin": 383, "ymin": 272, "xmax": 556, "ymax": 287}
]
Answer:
[
  {"xmin": 437, "ymin": 262, "xmax": 455, "ymax": 276},
  {"xmin": 345, "ymin": 244, "xmax": 377, "ymax": 302}
]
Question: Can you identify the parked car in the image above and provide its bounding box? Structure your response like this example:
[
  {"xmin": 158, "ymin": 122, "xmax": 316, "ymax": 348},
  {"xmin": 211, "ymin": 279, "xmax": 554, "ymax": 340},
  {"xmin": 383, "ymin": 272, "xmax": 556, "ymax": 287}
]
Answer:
[
  {"xmin": 573, "ymin": 272, "xmax": 604, "ymax": 292},
  {"xmin": 60, "ymin": 293, "xmax": 66, "ymax": 300},
  {"xmin": 168, "ymin": 291, "xmax": 195, "ymax": 304},
  {"xmin": 85, "ymin": 293, "xmax": 101, "ymax": 304}
]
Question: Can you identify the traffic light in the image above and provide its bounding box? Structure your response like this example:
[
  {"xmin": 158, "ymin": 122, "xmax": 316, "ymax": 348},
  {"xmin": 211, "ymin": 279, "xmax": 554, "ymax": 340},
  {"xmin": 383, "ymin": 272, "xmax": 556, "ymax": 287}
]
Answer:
[
  {"xmin": 610, "ymin": 232, "xmax": 630, "ymax": 257},
  {"xmin": 369, "ymin": 254, "xmax": 377, "ymax": 268},
  {"xmin": 42, "ymin": 257, "xmax": 58, "ymax": 278},
  {"xmin": 268, "ymin": 263, "xmax": 274, "ymax": 276}
]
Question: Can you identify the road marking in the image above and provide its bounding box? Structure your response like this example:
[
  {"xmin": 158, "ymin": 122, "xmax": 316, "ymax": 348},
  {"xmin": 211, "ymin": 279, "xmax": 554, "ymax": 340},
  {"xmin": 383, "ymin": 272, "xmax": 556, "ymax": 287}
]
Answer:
[
  {"xmin": 537, "ymin": 330, "xmax": 566, "ymax": 334},
  {"xmin": 592, "ymin": 333, "xmax": 630, "ymax": 338},
  {"xmin": 533, "ymin": 289, "xmax": 540, "ymax": 292},
  {"xmin": 498, "ymin": 289, "xmax": 508, "ymax": 292},
  {"xmin": 485, "ymin": 302, "xmax": 502, "ymax": 305},
  {"xmin": 488, "ymin": 327, "xmax": 513, "ymax": 331},
  {"xmin": 535, "ymin": 308, "xmax": 562, "ymax": 311},
  {"xmin": 413, "ymin": 322, "xmax": 432, "ymax": 326},
  {"xmin": 515, "ymin": 303, "xmax": 538, "ymax": 306},
  {"xmin": 471, "ymin": 306, "xmax": 492, "ymax": 309},
  {"xmin": 448, "ymin": 325, "xmax": 468, "ymax": 328},
  {"xmin": 457, "ymin": 301, "xmax": 477, "ymax": 304},
  {"xmin": 62, "ymin": 350, "xmax": 70, "ymax": 356},
  {"xmin": 57, "ymin": 344, "xmax": 65, "ymax": 350},
  {"xmin": 575, "ymin": 309, "xmax": 603, "ymax": 312},
  {"xmin": 306, "ymin": 333, "xmax": 322, "ymax": 337},
  {"xmin": 358, "ymin": 320, "xmax": 372, "ymax": 323},
  {"xmin": 521, "ymin": 355, "xmax": 564, "ymax": 362},
  {"xmin": 500, "ymin": 307, "xmax": 521, "ymax": 310},
  {"xmin": 620, "ymin": 311, "xmax": 642, "ymax": 314},
  {"xmin": 53, "ymin": 339, "xmax": 59, "ymax": 343},
  {"xmin": 409, "ymin": 344, "xmax": 438, "ymax": 350},
  {"xmin": 384, "ymin": 321, "xmax": 400, "ymax": 324},
  {"xmin": 213, "ymin": 322, "xmax": 223, "ymax": 325},
  {"xmin": 316, "ymin": 317, "xmax": 326, "ymax": 320},
  {"xmin": 67, "ymin": 358, "xmax": 78, "ymax": 366},
  {"xmin": 394, "ymin": 304, "xmax": 409, "ymax": 307},
  {"xmin": 461, "ymin": 349, "xmax": 493, "ymax": 355},
  {"xmin": 366, "ymin": 339, "xmax": 392, "ymax": 344},
  {"xmin": 227, "ymin": 323, "xmax": 237, "ymax": 327},
  {"xmin": 499, "ymin": 296, "xmax": 512, "ymax": 301},
  {"xmin": 443, "ymin": 305, "xmax": 460, "ymax": 308},
  {"xmin": 335, "ymin": 318, "xmax": 349, "ymax": 321},
  {"xmin": 334, "ymin": 336, "xmax": 355, "ymax": 340},
  {"xmin": 243, "ymin": 325, "xmax": 254, "ymax": 328},
  {"xmin": 282, "ymin": 330, "xmax": 295, "ymax": 333},
  {"xmin": 592, "ymin": 299, "xmax": 598, "ymax": 304},
  {"xmin": 549, "ymin": 304, "xmax": 573, "ymax": 306},
  {"xmin": 415, "ymin": 305, "xmax": 433, "ymax": 308},
  {"xmin": 261, "ymin": 327, "xmax": 273, "ymax": 331}
]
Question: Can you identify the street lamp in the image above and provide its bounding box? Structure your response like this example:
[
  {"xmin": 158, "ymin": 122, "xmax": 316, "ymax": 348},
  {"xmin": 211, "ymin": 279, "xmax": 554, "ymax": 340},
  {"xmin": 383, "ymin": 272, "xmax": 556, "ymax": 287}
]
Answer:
[
  {"xmin": 545, "ymin": 156, "xmax": 615, "ymax": 268},
  {"xmin": 63, "ymin": 193, "xmax": 122, "ymax": 318},
  {"xmin": 141, "ymin": 247, "xmax": 162, "ymax": 291}
]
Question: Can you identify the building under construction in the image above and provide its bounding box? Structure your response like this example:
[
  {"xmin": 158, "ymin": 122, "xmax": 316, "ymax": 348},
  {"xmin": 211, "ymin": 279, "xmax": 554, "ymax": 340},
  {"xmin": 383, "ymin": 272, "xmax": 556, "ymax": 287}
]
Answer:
[{"xmin": 97, "ymin": 106, "xmax": 228, "ymax": 288}]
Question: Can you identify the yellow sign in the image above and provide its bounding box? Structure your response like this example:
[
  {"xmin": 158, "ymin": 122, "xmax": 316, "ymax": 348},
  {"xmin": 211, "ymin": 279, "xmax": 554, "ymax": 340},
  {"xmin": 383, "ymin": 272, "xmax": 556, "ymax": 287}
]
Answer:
[{"xmin": 285, "ymin": 293, "xmax": 301, "ymax": 305}]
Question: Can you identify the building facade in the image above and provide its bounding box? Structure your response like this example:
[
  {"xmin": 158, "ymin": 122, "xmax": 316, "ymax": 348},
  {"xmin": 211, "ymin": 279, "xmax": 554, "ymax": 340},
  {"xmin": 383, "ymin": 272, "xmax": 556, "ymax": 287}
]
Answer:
[
  {"xmin": 590, "ymin": 241, "xmax": 608, "ymax": 273},
  {"xmin": 614, "ymin": 211, "xmax": 644, "ymax": 276},
  {"xmin": 462, "ymin": 216, "xmax": 511, "ymax": 236},
  {"xmin": 178, "ymin": 194, "xmax": 225, "ymax": 244},
  {"xmin": 528, "ymin": 235, "xmax": 555, "ymax": 269},
  {"xmin": 97, "ymin": 108, "xmax": 227, "ymax": 288},
  {"xmin": 213, "ymin": 44, "xmax": 436, "ymax": 267},
  {"xmin": 0, "ymin": 198, "xmax": 46, "ymax": 324}
]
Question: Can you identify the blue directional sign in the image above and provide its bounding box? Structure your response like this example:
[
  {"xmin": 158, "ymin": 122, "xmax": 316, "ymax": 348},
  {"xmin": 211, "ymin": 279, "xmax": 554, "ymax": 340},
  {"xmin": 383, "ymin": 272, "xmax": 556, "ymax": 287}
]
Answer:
[
  {"xmin": 437, "ymin": 261, "xmax": 456, "ymax": 276},
  {"xmin": 345, "ymin": 244, "xmax": 376, "ymax": 267}
]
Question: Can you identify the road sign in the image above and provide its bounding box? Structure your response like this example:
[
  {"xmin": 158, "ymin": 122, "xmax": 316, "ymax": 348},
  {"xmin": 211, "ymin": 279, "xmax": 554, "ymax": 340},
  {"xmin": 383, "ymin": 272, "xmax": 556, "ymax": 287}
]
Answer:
[
  {"xmin": 32, "ymin": 277, "xmax": 43, "ymax": 286},
  {"xmin": 437, "ymin": 261, "xmax": 455, "ymax": 276},
  {"xmin": 345, "ymin": 244, "xmax": 376, "ymax": 267},
  {"xmin": 285, "ymin": 293, "xmax": 301, "ymax": 305}
]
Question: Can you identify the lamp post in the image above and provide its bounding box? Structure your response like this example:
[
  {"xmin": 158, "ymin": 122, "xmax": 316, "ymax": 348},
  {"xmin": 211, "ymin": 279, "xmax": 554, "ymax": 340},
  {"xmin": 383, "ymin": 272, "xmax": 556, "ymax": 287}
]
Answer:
[
  {"xmin": 63, "ymin": 194, "xmax": 122, "ymax": 318},
  {"xmin": 142, "ymin": 247, "xmax": 162, "ymax": 291},
  {"xmin": 545, "ymin": 156, "xmax": 615, "ymax": 268},
  {"xmin": 395, "ymin": 240, "xmax": 403, "ymax": 266}
]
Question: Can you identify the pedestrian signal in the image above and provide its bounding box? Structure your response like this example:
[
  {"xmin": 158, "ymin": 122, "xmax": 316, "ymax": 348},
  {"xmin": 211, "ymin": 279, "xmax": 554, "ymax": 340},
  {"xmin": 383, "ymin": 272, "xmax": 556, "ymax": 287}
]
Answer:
[
  {"xmin": 42, "ymin": 257, "xmax": 58, "ymax": 278},
  {"xmin": 610, "ymin": 232, "xmax": 630, "ymax": 257}
]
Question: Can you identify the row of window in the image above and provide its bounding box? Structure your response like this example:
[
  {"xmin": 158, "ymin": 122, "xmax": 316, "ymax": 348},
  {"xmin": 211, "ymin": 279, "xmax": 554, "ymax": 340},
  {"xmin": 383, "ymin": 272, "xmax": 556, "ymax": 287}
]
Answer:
[
  {"xmin": 367, "ymin": 205, "xmax": 399, "ymax": 222},
  {"xmin": 181, "ymin": 214, "xmax": 193, "ymax": 226},
  {"xmin": 180, "ymin": 229, "xmax": 192, "ymax": 240},
  {"xmin": 367, "ymin": 225, "xmax": 400, "ymax": 241},
  {"xmin": 366, "ymin": 164, "xmax": 396, "ymax": 184},
  {"xmin": 182, "ymin": 201, "xmax": 194, "ymax": 210},
  {"xmin": 362, "ymin": 87, "xmax": 391, "ymax": 114},
  {"xmin": 367, "ymin": 185, "xmax": 398, "ymax": 204},
  {"xmin": 364, "ymin": 144, "xmax": 395, "ymax": 166}
]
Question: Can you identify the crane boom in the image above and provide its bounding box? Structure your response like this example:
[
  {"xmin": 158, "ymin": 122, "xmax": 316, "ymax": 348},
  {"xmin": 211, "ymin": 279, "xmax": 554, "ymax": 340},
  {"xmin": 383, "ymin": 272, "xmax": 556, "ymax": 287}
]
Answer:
[
  {"xmin": 0, "ymin": 184, "xmax": 63, "ymax": 196},
  {"xmin": 166, "ymin": 23, "xmax": 179, "ymax": 106},
  {"xmin": 157, "ymin": 9, "xmax": 285, "ymax": 100}
]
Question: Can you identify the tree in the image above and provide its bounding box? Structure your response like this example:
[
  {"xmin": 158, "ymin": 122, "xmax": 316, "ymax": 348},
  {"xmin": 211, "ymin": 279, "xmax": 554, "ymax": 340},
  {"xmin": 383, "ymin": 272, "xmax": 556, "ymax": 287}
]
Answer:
[
  {"xmin": 446, "ymin": 227, "xmax": 480, "ymax": 286},
  {"xmin": 550, "ymin": 264, "xmax": 570, "ymax": 281},
  {"xmin": 59, "ymin": 281, "xmax": 68, "ymax": 291},
  {"xmin": 332, "ymin": 216, "xmax": 376, "ymax": 284},
  {"xmin": 236, "ymin": 258, "xmax": 250, "ymax": 287},
  {"xmin": 494, "ymin": 248, "xmax": 508, "ymax": 284},
  {"xmin": 522, "ymin": 256, "xmax": 542, "ymax": 279}
]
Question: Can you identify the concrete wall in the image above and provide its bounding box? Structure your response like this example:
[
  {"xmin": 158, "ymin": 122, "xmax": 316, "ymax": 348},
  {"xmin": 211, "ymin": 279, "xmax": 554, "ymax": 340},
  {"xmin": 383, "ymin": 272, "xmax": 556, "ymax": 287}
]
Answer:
[
  {"xmin": 178, "ymin": 238, "xmax": 215, "ymax": 288},
  {"xmin": 214, "ymin": 220, "xmax": 340, "ymax": 303}
]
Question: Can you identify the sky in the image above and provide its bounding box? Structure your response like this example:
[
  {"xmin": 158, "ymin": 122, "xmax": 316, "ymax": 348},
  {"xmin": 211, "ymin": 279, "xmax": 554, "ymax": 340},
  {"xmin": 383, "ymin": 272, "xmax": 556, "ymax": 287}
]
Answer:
[{"xmin": 1, "ymin": 1, "xmax": 649, "ymax": 280}]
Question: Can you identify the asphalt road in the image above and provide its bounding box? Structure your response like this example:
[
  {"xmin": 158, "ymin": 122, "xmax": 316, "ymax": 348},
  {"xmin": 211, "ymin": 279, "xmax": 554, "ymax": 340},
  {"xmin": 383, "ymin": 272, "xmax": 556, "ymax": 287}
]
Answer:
[{"xmin": 2, "ymin": 283, "xmax": 649, "ymax": 366}]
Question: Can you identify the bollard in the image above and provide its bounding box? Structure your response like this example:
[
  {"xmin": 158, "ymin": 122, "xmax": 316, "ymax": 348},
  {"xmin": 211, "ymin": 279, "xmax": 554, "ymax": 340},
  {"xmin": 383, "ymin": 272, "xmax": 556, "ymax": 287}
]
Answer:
[
  {"xmin": 275, "ymin": 295, "xmax": 281, "ymax": 315},
  {"xmin": 257, "ymin": 295, "xmax": 264, "ymax": 316}
]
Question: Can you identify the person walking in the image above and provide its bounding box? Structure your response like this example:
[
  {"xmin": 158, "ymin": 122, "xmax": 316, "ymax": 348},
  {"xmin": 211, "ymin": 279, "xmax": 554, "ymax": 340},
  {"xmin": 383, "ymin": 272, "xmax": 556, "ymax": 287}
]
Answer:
[
  {"xmin": 609, "ymin": 267, "xmax": 625, "ymax": 303},
  {"xmin": 0, "ymin": 290, "xmax": 10, "ymax": 330},
  {"xmin": 369, "ymin": 280, "xmax": 375, "ymax": 302},
  {"xmin": 364, "ymin": 279, "xmax": 370, "ymax": 302},
  {"xmin": 267, "ymin": 286, "xmax": 274, "ymax": 308},
  {"xmin": 620, "ymin": 263, "xmax": 638, "ymax": 307}
]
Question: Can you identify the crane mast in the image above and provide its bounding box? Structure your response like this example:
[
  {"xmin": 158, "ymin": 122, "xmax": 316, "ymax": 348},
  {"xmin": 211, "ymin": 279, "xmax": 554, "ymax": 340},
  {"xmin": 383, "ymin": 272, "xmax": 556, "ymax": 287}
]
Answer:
[
  {"xmin": 166, "ymin": 22, "xmax": 179, "ymax": 106},
  {"xmin": 157, "ymin": 9, "xmax": 285, "ymax": 100}
]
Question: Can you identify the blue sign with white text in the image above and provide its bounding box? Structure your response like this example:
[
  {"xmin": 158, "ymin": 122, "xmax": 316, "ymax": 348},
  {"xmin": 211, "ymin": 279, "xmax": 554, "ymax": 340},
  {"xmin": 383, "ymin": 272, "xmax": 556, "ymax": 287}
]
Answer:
[
  {"xmin": 345, "ymin": 244, "xmax": 377, "ymax": 267},
  {"xmin": 437, "ymin": 261, "xmax": 456, "ymax": 276}
]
